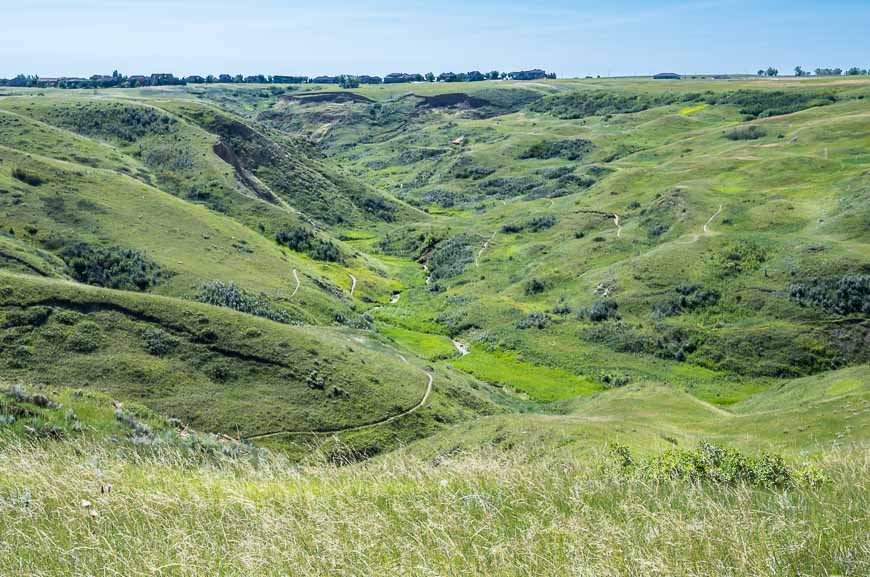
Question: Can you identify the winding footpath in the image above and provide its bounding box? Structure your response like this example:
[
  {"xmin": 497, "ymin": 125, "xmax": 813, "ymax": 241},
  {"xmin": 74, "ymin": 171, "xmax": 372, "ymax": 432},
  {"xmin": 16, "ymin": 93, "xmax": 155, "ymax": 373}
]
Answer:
[
  {"xmin": 613, "ymin": 214, "xmax": 622, "ymax": 238},
  {"xmin": 290, "ymin": 269, "xmax": 301, "ymax": 298},
  {"xmin": 348, "ymin": 273, "xmax": 357, "ymax": 296},
  {"xmin": 243, "ymin": 371, "xmax": 433, "ymax": 440}
]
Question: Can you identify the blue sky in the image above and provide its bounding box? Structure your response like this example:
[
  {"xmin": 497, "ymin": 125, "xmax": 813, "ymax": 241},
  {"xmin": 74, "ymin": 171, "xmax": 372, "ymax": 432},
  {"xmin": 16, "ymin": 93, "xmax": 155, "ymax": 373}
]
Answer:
[{"xmin": 1, "ymin": 0, "xmax": 867, "ymax": 78}]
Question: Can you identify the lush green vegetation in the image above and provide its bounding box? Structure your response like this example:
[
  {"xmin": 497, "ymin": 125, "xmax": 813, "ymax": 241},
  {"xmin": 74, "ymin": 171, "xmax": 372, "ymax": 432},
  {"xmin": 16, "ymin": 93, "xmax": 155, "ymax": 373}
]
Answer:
[{"xmin": 0, "ymin": 75, "xmax": 868, "ymax": 573}]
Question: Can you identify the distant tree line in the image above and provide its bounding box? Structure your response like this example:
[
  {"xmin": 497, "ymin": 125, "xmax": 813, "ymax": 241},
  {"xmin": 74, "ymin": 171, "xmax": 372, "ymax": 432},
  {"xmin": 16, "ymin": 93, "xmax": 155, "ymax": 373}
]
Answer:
[
  {"xmin": 756, "ymin": 66, "xmax": 870, "ymax": 78},
  {"xmin": 0, "ymin": 69, "xmax": 556, "ymax": 89}
]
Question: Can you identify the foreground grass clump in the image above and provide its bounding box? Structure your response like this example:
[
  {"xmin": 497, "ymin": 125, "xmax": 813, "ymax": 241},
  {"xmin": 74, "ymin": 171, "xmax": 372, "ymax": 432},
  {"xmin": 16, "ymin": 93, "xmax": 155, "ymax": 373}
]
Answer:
[{"xmin": 0, "ymin": 439, "xmax": 866, "ymax": 576}]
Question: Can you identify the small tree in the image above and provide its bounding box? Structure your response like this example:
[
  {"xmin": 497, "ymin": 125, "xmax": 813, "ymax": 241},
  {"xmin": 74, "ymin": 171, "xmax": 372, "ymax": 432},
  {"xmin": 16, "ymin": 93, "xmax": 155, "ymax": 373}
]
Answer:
[
  {"xmin": 794, "ymin": 66, "xmax": 805, "ymax": 77},
  {"xmin": 766, "ymin": 67, "xmax": 779, "ymax": 77},
  {"xmin": 424, "ymin": 72, "xmax": 435, "ymax": 82}
]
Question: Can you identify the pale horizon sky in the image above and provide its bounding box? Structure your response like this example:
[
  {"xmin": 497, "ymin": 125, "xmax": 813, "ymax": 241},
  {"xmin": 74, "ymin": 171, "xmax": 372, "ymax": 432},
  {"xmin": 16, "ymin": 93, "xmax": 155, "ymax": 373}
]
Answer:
[{"xmin": 1, "ymin": 0, "xmax": 867, "ymax": 79}]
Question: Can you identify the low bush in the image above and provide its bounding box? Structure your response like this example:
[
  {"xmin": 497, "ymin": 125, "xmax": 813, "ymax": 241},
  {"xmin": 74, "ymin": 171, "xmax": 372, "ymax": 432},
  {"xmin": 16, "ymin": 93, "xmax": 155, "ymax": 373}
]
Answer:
[
  {"xmin": 724, "ymin": 125, "xmax": 767, "ymax": 140},
  {"xmin": 526, "ymin": 215, "xmax": 557, "ymax": 232},
  {"xmin": 712, "ymin": 240, "xmax": 767, "ymax": 277},
  {"xmin": 653, "ymin": 284, "xmax": 720, "ymax": 318},
  {"xmin": 275, "ymin": 227, "xmax": 342, "ymax": 262},
  {"xmin": 610, "ymin": 442, "xmax": 824, "ymax": 489},
  {"xmin": 524, "ymin": 278, "xmax": 547, "ymax": 295},
  {"xmin": 581, "ymin": 300, "xmax": 619, "ymax": 322},
  {"xmin": 11, "ymin": 167, "xmax": 45, "ymax": 186},
  {"xmin": 427, "ymin": 234, "xmax": 475, "ymax": 284},
  {"xmin": 66, "ymin": 321, "xmax": 104, "ymax": 353},
  {"xmin": 515, "ymin": 311, "xmax": 550, "ymax": 329},
  {"xmin": 141, "ymin": 326, "xmax": 179, "ymax": 356},
  {"xmin": 196, "ymin": 281, "xmax": 295, "ymax": 324},
  {"xmin": 519, "ymin": 138, "xmax": 594, "ymax": 160},
  {"xmin": 60, "ymin": 242, "xmax": 166, "ymax": 291},
  {"xmin": 788, "ymin": 274, "xmax": 870, "ymax": 315}
]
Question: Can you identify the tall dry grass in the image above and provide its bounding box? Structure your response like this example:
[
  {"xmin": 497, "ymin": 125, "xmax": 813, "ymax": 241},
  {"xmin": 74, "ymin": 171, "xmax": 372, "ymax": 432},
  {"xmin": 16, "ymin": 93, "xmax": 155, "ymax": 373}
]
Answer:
[{"xmin": 0, "ymin": 438, "xmax": 867, "ymax": 576}]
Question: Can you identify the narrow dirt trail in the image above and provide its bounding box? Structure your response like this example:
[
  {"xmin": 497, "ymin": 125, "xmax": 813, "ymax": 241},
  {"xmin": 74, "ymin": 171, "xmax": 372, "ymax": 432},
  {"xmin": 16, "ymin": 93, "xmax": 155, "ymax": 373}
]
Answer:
[
  {"xmin": 390, "ymin": 293, "xmax": 401, "ymax": 304},
  {"xmin": 703, "ymin": 204, "xmax": 723, "ymax": 234},
  {"xmin": 475, "ymin": 231, "xmax": 496, "ymax": 268},
  {"xmin": 290, "ymin": 269, "xmax": 301, "ymax": 298},
  {"xmin": 348, "ymin": 273, "xmax": 357, "ymax": 296},
  {"xmin": 613, "ymin": 214, "xmax": 622, "ymax": 238},
  {"xmin": 675, "ymin": 204, "xmax": 724, "ymax": 245},
  {"xmin": 243, "ymin": 371, "xmax": 433, "ymax": 440}
]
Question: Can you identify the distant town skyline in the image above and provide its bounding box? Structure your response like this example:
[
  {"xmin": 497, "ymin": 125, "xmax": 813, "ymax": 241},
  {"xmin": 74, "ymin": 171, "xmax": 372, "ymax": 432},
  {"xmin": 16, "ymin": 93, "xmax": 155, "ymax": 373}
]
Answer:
[{"xmin": 2, "ymin": 0, "xmax": 868, "ymax": 79}]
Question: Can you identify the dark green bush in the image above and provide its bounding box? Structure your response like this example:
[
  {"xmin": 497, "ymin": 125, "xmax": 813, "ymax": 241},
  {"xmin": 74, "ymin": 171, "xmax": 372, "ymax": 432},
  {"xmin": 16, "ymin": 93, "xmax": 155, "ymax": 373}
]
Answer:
[
  {"xmin": 706, "ymin": 90, "xmax": 837, "ymax": 119},
  {"xmin": 275, "ymin": 227, "xmax": 342, "ymax": 262},
  {"xmin": 11, "ymin": 167, "xmax": 45, "ymax": 186},
  {"xmin": 427, "ymin": 234, "xmax": 474, "ymax": 284},
  {"xmin": 519, "ymin": 138, "xmax": 594, "ymax": 160},
  {"xmin": 582, "ymin": 300, "xmax": 619, "ymax": 322},
  {"xmin": 515, "ymin": 311, "xmax": 550, "ymax": 329},
  {"xmin": 788, "ymin": 275, "xmax": 870, "ymax": 315},
  {"xmin": 524, "ymin": 278, "xmax": 547, "ymax": 295},
  {"xmin": 724, "ymin": 125, "xmax": 768, "ymax": 140},
  {"xmin": 527, "ymin": 215, "xmax": 557, "ymax": 232},
  {"xmin": 654, "ymin": 284, "xmax": 720, "ymax": 318},
  {"xmin": 60, "ymin": 242, "xmax": 166, "ymax": 291},
  {"xmin": 197, "ymin": 281, "xmax": 295, "ymax": 324}
]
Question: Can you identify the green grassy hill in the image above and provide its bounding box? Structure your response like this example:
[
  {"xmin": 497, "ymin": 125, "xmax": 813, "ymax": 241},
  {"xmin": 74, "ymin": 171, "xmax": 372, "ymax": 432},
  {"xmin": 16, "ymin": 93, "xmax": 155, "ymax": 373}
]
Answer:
[{"xmin": 1, "ymin": 77, "xmax": 867, "ymax": 460}]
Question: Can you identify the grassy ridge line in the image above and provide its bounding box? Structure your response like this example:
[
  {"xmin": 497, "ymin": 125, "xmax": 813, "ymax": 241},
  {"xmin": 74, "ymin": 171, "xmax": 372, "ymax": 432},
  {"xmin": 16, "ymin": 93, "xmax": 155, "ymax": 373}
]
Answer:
[{"xmin": 404, "ymin": 374, "xmax": 869, "ymax": 459}]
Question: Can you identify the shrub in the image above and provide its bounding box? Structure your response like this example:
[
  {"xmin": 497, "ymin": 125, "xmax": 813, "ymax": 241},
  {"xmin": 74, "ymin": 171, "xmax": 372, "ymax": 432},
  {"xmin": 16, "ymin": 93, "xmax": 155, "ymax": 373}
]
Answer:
[
  {"xmin": 524, "ymin": 278, "xmax": 547, "ymax": 296},
  {"xmin": 449, "ymin": 156, "xmax": 495, "ymax": 180},
  {"xmin": 501, "ymin": 223, "xmax": 524, "ymax": 234},
  {"xmin": 706, "ymin": 90, "xmax": 837, "ymax": 119},
  {"xmin": 141, "ymin": 326, "xmax": 179, "ymax": 356},
  {"xmin": 66, "ymin": 321, "xmax": 104, "ymax": 353},
  {"xmin": 653, "ymin": 284, "xmax": 720, "ymax": 318},
  {"xmin": 713, "ymin": 241, "xmax": 767, "ymax": 276},
  {"xmin": 2, "ymin": 307, "xmax": 52, "ymax": 328},
  {"xmin": 11, "ymin": 167, "xmax": 44, "ymax": 186},
  {"xmin": 529, "ymin": 91, "xmax": 694, "ymax": 119},
  {"xmin": 519, "ymin": 138, "xmax": 594, "ymax": 160},
  {"xmin": 788, "ymin": 275, "xmax": 870, "ymax": 315},
  {"xmin": 60, "ymin": 242, "xmax": 166, "ymax": 291},
  {"xmin": 526, "ymin": 215, "xmax": 557, "ymax": 232},
  {"xmin": 516, "ymin": 311, "xmax": 550, "ymax": 329},
  {"xmin": 611, "ymin": 442, "xmax": 814, "ymax": 489},
  {"xmin": 582, "ymin": 300, "xmax": 619, "ymax": 322},
  {"xmin": 275, "ymin": 227, "xmax": 343, "ymax": 263},
  {"xmin": 724, "ymin": 125, "xmax": 767, "ymax": 140},
  {"xmin": 196, "ymin": 281, "xmax": 296, "ymax": 324},
  {"xmin": 427, "ymin": 234, "xmax": 474, "ymax": 284}
]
